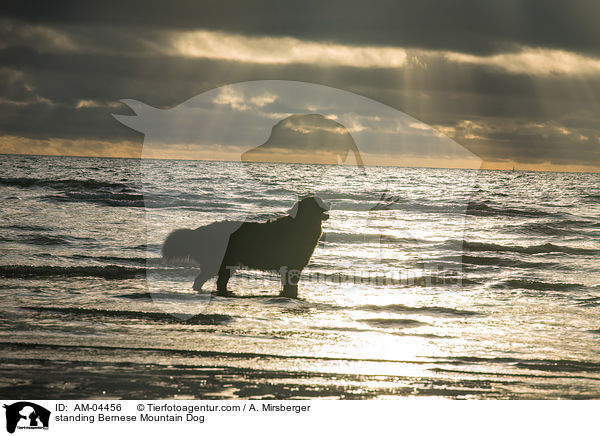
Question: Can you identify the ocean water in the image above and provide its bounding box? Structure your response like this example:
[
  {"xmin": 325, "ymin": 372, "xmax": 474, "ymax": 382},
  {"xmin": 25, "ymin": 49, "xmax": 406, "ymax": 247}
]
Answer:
[{"xmin": 1, "ymin": 154, "xmax": 599, "ymax": 399}]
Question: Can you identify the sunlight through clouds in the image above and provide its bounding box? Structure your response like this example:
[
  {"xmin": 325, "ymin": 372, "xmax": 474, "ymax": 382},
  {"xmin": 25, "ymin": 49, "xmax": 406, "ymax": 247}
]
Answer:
[
  {"xmin": 171, "ymin": 30, "xmax": 408, "ymax": 68},
  {"xmin": 445, "ymin": 47, "xmax": 600, "ymax": 77},
  {"xmin": 213, "ymin": 86, "xmax": 278, "ymax": 111}
]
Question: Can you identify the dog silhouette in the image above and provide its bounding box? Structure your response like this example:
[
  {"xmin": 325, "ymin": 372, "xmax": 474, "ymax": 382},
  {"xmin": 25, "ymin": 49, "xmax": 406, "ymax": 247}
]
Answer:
[
  {"xmin": 3, "ymin": 402, "xmax": 50, "ymax": 434},
  {"xmin": 163, "ymin": 196, "xmax": 329, "ymax": 298}
]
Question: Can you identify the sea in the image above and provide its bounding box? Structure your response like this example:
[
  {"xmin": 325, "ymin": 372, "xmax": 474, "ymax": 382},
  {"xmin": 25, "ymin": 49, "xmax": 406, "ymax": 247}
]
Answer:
[{"xmin": 1, "ymin": 153, "xmax": 599, "ymax": 399}]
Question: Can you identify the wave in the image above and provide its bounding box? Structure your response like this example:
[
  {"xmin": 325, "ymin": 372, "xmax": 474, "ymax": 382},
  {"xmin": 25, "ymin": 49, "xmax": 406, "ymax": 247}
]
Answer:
[
  {"xmin": 356, "ymin": 304, "xmax": 482, "ymax": 317},
  {"xmin": 346, "ymin": 199, "xmax": 566, "ymax": 218},
  {"xmin": 466, "ymin": 202, "xmax": 558, "ymax": 218},
  {"xmin": 335, "ymin": 199, "xmax": 471, "ymax": 215},
  {"xmin": 358, "ymin": 318, "xmax": 427, "ymax": 328},
  {"xmin": 0, "ymin": 265, "xmax": 145, "ymax": 279},
  {"xmin": 319, "ymin": 326, "xmax": 454, "ymax": 339},
  {"xmin": 6, "ymin": 340, "xmax": 600, "ymax": 373},
  {"xmin": 0, "ymin": 177, "xmax": 135, "ymax": 192},
  {"xmin": 0, "ymin": 233, "xmax": 99, "ymax": 246},
  {"xmin": 0, "ymin": 175, "xmax": 235, "ymax": 210},
  {"xmin": 431, "ymin": 355, "xmax": 600, "ymax": 373},
  {"xmin": 21, "ymin": 306, "xmax": 233, "ymax": 325},
  {"xmin": 115, "ymin": 292, "xmax": 154, "ymax": 300},
  {"xmin": 45, "ymin": 191, "xmax": 235, "ymax": 210},
  {"xmin": 505, "ymin": 222, "xmax": 584, "ymax": 237},
  {"xmin": 0, "ymin": 235, "xmax": 70, "ymax": 246},
  {"xmin": 444, "ymin": 239, "xmax": 600, "ymax": 256},
  {"xmin": 0, "ymin": 340, "xmax": 425, "ymax": 364},
  {"xmin": 45, "ymin": 192, "xmax": 145, "ymax": 208},
  {"xmin": 322, "ymin": 232, "xmax": 426, "ymax": 245},
  {"xmin": 71, "ymin": 255, "xmax": 148, "ymax": 265},
  {"xmin": 575, "ymin": 297, "xmax": 600, "ymax": 308},
  {"xmin": 304, "ymin": 271, "xmax": 478, "ymax": 287},
  {"xmin": 492, "ymin": 279, "xmax": 585, "ymax": 292},
  {"xmin": 459, "ymin": 255, "xmax": 559, "ymax": 269},
  {"xmin": 3, "ymin": 224, "xmax": 51, "ymax": 231},
  {"xmin": 583, "ymin": 193, "xmax": 600, "ymax": 203},
  {"xmin": 554, "ymin": 219, "xmax": 600, "ymax": 228}
]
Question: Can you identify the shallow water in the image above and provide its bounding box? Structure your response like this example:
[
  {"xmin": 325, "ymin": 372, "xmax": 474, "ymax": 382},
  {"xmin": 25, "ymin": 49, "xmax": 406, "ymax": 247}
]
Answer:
[{"xmin": 1, "ymin": 154, "xmax": 599, "ymax": 399}]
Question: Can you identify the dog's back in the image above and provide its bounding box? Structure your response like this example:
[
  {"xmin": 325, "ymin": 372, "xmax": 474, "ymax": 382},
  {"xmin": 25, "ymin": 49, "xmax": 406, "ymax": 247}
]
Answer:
[
  {"xmin": 224, "ymin": 214, "xmax": 323, "ymax": 272},
  {"xmin": 162, "ymin": 220, "xmax": 241, "ymax": 263}
]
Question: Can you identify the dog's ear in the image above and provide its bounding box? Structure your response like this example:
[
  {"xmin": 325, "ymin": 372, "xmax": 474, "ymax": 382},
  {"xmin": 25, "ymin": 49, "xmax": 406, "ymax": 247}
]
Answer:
[
  {"xmin": 314, "ymin": 197, "xmax": 330, "ymax": 211},
  {"xmin": 288, "ymin": 201, "xmax": 299, "ymax": 218}
]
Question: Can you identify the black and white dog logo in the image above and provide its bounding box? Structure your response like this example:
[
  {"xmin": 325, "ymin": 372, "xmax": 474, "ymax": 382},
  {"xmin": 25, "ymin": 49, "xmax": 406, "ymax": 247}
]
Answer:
[{"xmin": 3, "ymin": 402, "xmax": 50, "ymax": 433}]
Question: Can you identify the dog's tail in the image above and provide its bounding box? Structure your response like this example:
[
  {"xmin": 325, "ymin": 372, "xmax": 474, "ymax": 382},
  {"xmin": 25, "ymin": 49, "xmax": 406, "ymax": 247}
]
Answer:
[
  {"xmin": 162, "ymin": 228, "xmax": 198, "ymax": 261},
  {"xmin": 162, "ymin": 221, "xmax": 242, "ymax": 265}
]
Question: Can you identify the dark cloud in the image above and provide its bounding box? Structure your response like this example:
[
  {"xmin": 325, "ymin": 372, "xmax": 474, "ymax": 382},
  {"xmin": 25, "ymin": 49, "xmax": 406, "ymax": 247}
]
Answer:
[
  {"xmin": 2, "ymin": 0, "xmax": 600, "ymax": 56},
  {"xmin": 463, "ymin": 133, "xmax": 600, "ymax": 166},
  {"xmin": 0, "ymin": 101, "xmax": 138, "ymax": 141}
]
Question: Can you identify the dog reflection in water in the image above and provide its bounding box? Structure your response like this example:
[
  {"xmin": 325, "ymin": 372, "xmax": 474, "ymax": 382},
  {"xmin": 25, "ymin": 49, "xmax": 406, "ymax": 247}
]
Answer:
[{"xmin": 162, "ymin": 196, "xmax": 329, "ymax": 298}]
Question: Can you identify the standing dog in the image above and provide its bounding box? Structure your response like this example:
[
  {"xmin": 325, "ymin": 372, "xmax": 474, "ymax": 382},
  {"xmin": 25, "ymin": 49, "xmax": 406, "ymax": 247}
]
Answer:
[{"xmin": 162, "ymin": 196, "xmax": 329, "ymax": 298}]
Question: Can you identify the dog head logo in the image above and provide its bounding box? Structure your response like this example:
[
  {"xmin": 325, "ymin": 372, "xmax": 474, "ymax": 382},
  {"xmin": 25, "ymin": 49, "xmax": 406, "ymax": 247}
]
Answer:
[
  {"xmin": 3, "ymin": 402, "xmax": 50, "ymax": 434},
  {"xmin": 113, "ymin": 80, "xmax": 479, "ymax": 171},
  {"xmin": 241, "ymin": 113, "xmax": 366, "ymax": 184},
  {"xmin": 113, "ymin": 80, "xmax": 481, "ymax": 303}
]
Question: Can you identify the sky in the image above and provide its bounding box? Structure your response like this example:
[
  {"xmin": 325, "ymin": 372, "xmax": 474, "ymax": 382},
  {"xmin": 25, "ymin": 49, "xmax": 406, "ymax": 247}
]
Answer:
[
  {"xmin": 113, "ymin": 81, "xmax": 482, "ymax": 168},
  {"xmin": 1, "ymin": 0, "xmax": 599, "ymax": 171}
]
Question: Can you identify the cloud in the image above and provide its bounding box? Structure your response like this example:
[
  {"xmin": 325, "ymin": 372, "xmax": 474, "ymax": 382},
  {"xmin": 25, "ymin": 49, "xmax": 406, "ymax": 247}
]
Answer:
[
  {"xmin": 8, "ymin": 15, "xmax": 600, "ymax": 78},
  {"xmin": 3, "ymin": 0, "xmax": 600, "ymax": 58},
  {"xmin": 0, "ymin": 134, "xmax": 141, "ymax": 157},
  {"xmin": 446, "ymin": 47, "xmax": 600, "ymax": 77},
  {"xmin": 170, "ymin": 29, "xmax": 408, "ymax": 68},
  {"xmin": 433, "ymin": 117, "xmax": 600, "ymax": 167},
  {"xmin": 75, "ymin": 99, "xmax": 121, "ymax": 109},
  {"xmin": 0, "ymin": 100, "xmax": 138, "ymax": 141},
  {"xmin": 213, "ymin": 86, "xmax": 278, "ymax": 111},
  {"xmin": 0, "ymin": 18, "xmax": 78, "ymax": 53}
]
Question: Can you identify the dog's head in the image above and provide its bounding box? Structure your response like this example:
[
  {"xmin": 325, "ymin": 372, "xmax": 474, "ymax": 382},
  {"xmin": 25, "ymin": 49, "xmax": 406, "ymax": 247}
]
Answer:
[{"xmin": 290, "ymin": 196, "xmax": 330, "ymax": 221}]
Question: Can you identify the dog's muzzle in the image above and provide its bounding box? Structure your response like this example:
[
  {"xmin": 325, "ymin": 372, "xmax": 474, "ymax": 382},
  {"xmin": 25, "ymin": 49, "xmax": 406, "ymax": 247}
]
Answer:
[{"xmin": 315, "ymin": 197, "xmax": 330, "ymax": 221}]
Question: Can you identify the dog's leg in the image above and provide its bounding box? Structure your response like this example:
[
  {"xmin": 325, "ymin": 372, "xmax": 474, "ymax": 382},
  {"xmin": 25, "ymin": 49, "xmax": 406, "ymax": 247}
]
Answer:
[
  {"xmin": 192, "ymin": 270, "xmax": 213, "ymax": 291},
  {"xmin": 216, "ymin": 264, "xmax": 235, "ymax": 296},
  {"xmin": 280, "ymin": 267, "xmax": 301, "ymax": 298}
]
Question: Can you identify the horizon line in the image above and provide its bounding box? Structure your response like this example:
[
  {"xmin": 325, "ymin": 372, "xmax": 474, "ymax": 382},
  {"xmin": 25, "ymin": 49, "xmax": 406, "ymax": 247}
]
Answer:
[{"xmin": 2, "ymin": 151, "xmax": 599, "ymax": 174}]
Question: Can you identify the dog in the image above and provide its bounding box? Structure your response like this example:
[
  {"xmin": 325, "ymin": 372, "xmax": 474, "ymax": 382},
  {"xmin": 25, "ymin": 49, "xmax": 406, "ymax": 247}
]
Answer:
[{"xmin": 162, "ymin": 196, "xmax": 329, "ymax": 298}]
